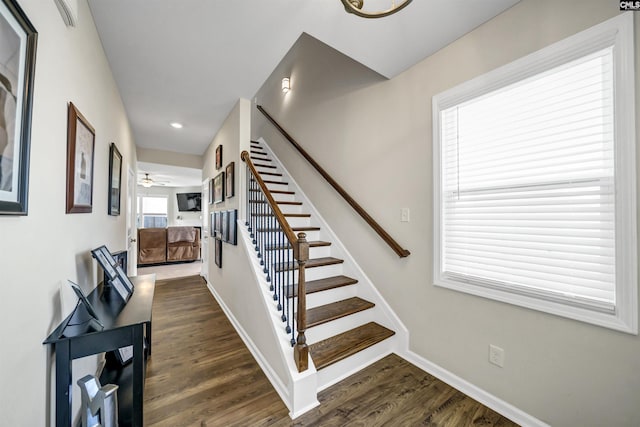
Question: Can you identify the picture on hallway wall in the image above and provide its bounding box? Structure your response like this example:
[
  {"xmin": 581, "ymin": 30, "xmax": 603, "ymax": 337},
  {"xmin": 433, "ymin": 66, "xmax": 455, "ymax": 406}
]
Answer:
[
  {"xmin": 210, "ymin": 212, "xmax": 215, "ymax": 237},
  {"xmin": 215, "ymin": 144, "xmax": 222, "ymax": 169},
  {"xmin": 108, "ymin": 143, "xmax": 122, "ymax": 216},
  {"xmin": 225, "ymin": 162, "xmax": 234, "ymax": 199},
  {"xmin": 214, "ymin": 238, "xmax": 222, "ymax": 268},
  {"xmin": 0, "ymin": 0, "xmax": 37, "ymax": 215},
  {"xmin": 221, "ymin": 210, "xmax": 228, "ymax": 242},
  {"xmin": 214, "ymin": 210, "xmax": 222, "ymax": 239},
  {"xmin": 213, "ymin": 171, "xmax": 224, "ymax": 204},
  {"xmin": 66, "ymin": 102, "xmax": 95, "ymax": 213},
  {"xmin": 227, "ymin": 209, "xmax": 237, "ymax": 245}
]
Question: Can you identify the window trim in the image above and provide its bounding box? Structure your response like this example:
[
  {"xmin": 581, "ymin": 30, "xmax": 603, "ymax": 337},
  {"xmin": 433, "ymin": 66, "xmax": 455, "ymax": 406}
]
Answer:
[{"xmin": 432, "ymin": 13, "xmax": 637, "ymax": 334}]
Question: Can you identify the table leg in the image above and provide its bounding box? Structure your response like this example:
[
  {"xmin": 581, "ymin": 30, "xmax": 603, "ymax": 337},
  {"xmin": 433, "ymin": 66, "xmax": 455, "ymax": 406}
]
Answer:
[
  {"xmin": 132, "ymin": 325, "xmax": 144, "ymax": 427},
  {"xmin": 55, "ymin": 341, "xmax": 72, "ymax": 427},
  {"xmin": 146, "ymin": 317, "xmax": 152, "ymax": 356}
]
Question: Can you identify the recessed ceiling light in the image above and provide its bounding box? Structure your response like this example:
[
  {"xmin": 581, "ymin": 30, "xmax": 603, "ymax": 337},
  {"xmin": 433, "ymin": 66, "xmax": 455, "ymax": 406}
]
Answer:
[{"xmin": 170, "ymin": 122, "xmax": 183, "ymax": 129}]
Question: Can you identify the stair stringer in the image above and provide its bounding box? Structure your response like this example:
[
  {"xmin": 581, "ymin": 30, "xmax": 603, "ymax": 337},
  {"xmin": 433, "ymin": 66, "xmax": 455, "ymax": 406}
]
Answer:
[
  {"xmin": 209, "ymin": 222, "xmax": 320, "ymax": 418},
  {"xmin": 254, "ymin": 137, "xmax": 410, "ymax": 391}
]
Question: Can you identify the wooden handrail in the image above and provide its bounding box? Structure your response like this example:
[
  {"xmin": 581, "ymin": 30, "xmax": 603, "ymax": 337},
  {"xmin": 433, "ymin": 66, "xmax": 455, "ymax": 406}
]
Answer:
[
  {"xmin": 242, "ymin": 150, "xmax": 310, "ymax": 372},
  {"xmin": 257, "ymin": 105, "xmax": 411, "ymax": 258},
  {"xmin": 242, "ymin": 150, "xmax": 299, "ymax": 257}
]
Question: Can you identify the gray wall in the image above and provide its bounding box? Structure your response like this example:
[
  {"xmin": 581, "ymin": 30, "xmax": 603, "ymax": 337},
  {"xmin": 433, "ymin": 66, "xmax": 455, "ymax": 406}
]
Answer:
[{"xmin": 252, "ymin": 2, "xmax": 639, "ymax": 426}]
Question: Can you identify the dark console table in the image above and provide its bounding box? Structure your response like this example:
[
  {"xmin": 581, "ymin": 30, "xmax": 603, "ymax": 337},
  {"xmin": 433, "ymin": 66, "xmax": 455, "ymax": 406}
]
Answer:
[{"xmin": 44, "ymin": 274, "xmax": 156, "ymax": 427}]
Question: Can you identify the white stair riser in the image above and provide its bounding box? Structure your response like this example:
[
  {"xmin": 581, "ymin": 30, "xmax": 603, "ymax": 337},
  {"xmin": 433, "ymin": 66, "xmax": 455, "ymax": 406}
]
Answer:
[
  {"xmin": 284, "ymin": 216, "xmax": 311, "ymax": 228},
  {"xmin": 253, "ymin": 230, "xmax": 320, "ymax": 245},
  {"xmin": 273, "ymin": 193, "xmax": 296, "ymax": 202},
  {"xmin": 262, "ymin": 245, "xmax": 331, "ymax": 260},
  {"xmin": 268, "ymin": 263, "xmax": 344, "ymax": 284},
  {"xmin": 305, "ymin": 308, "xmax": 376, "ymax": 344},
  {"xmin": 302, "ymin": 283, "xmax": 358, "ymax": 308},
  {"xmin": 278, "ymin": 204, "xmax": 303, "ymax": 214}
]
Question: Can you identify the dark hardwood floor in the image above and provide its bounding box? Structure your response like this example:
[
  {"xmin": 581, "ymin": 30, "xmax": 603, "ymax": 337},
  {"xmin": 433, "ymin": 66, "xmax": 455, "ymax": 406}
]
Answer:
[{"xmin": 144, "ymin": 275, "xmax": 518, "ymax": 427}]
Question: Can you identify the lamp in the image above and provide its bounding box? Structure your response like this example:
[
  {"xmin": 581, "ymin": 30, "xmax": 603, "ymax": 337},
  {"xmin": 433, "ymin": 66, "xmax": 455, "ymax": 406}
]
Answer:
[
  {"xmin": 141, "ymin": 173, "xmax": 153, "ymax": 188},
  {"xmin": 282, "ymin": 77, "xmax": 290, "ymax": 93},
  {"xmin": 340, "ymin": 0, "xmax": 413, "ymax": 18}
]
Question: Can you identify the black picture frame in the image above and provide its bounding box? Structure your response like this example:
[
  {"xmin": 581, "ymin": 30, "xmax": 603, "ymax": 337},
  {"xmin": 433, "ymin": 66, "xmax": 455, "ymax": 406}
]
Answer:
[
  {"xmin": 213, "ymin": 171, "xmax": 225, "ymax": 204},
  {"xmin": 209, "ymin": 178, "xmax": 214, "ymax": 205},
  {"xmin": 66, "ymin": 102, "xmax": 95, "ymax": 213},
  {"xmin": 228, "ymin": 209, "xmax": 237, "ymax": 245},
  {"xmin": 225, "ymin": 162, "xmax": 234, "ymax": 199},
  {"xmin": 214, "ymin": 211, "xmax": 222, "ymax": 239},
  {"xmin": 108, "ymin": 143, "xmax": 122, "ymax": 216},
  {"xmin": 215, "ymin": 145, "xmax": 222, "ymax": 169},
  {"xmin": 215, "ymin": 238, "xmax": 222, "ymax": 268},
  {"xmin": 221, "ymin": 210, "xmax": 228, "ymax": 242},
  {"xmin": 210, "ymin": 212, "xmax": 215, "ymax": 237},
  {"xmin": 0, "ymin": 0, "xmax": 37, "ymax": 215},
  {"xmin": 91, "ymin": 245, "xmax": 134, "ymax": 302}
]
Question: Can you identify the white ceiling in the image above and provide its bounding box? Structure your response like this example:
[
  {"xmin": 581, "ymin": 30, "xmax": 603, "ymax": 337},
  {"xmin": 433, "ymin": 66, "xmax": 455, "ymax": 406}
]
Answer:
[
  {"xmin": 137, "ymin": 162, "xmax": 202, "ymax": 188},
  {"xmin": 88, "ymin": 0, "xmax": 520, "ymax": 157}
]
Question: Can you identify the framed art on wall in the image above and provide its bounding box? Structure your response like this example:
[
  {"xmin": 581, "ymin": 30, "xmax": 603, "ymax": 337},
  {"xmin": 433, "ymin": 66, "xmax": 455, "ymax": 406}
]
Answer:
[
  {"xmin": 0, "ymin": 0, "xmax": 37, "ymax": 215},
  {"xmin": 213, "ymin": 171, "xmax": 225, "ymax": 204},
  {"xmin": 108, "ymin": 143, "xmax": 122, "ymax": 216},
  {"xmin": 225, "ymin": 162, "xmax": 234, "ymax": 199},
  {"xmin": 215, "ymin": 238, "xmax": 222, "ymax": 268},
  {"xmin": 66, "ymin": 102, "xmax": 95, "ymax": 213},
  {"xmin": 221, "ymin": 210, "xmax": 228, "ymax": 242},
  {"xmin": 215, "ymin": 144, "xmax": 222, "ymax": 169},
  {"xmin": 227, "ymin": 209, "xmax": 237, "ymax": 245}
]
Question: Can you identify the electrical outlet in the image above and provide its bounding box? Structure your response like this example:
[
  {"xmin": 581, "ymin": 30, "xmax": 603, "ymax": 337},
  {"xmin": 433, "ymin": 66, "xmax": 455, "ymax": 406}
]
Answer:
[
  {"xmin": 489, "ymin": 344, "xmax": 505, "ymax": 367},
  {"xmin": 401, "ymin": 208, "xmax": 410, "ymax": 222}
]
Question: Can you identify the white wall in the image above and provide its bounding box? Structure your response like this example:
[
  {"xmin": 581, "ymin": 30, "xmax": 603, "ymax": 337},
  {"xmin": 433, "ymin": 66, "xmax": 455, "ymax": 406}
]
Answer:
[
  {"xmin": 252, "ymin": 2, "xmax": 640, "ymax": 426},
  {"xmin": 137, "ymin": 184, "xmax": 202, "ymax": 227},
  {"xmin": 0, "ymin": 1, "xmax": 136, "ymax": 425}
]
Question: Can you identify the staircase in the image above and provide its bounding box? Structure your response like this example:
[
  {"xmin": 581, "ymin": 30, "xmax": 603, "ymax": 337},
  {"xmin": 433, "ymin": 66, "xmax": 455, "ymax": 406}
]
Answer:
[{"xmin": 245, "ymin": 139, "xmax": 398, "ymax": 387}]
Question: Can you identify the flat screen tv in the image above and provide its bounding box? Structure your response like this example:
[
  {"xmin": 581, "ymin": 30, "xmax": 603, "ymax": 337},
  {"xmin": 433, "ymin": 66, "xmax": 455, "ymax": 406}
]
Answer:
[{"xmin": 176, "ymin": 192, "xmax": 202, "ymax": 212}]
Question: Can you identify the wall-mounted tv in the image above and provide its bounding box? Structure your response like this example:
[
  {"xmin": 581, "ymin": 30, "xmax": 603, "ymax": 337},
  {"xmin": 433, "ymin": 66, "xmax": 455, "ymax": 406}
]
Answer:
[{"xmin": 176, "ymin": 192, "xmax": 202, "ymax": 212}]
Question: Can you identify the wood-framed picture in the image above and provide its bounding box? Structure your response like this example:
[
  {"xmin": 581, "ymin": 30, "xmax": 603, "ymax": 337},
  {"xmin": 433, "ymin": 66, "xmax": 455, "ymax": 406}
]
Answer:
[
  {"xmin": 108, "ymin": 143, "xmax": 122, "ymax": 216},
  {"xmin": 215, "ymin": 238, "xmax": 222, "ymax": 268},
  {"xmin": 208, "ymin": 178, "xmax": 214, "ymax": 205},
  {"xmin": 215, "ymin": 144, "xmax": 222, "ymax": 169},
  {"xmin": 66, "ymin": 102, "xmax": 95, "ymax": 213},
  {"xmin": 214, "ymin": 210, "xmax": 222, "ymax": 239},
  {"xmin": 213, "ymin": 171, "xmax": 225, "ymax": 204},
  {"xmin": 225, "ymin": 161, "xmax": 234, "ymax": 199},
  {"xmin": 0, "ymin": 0, "xmax": 37, "ymax": 215},
  {"xmin": 210, "ymin": 212, "xmax": 215, "ymax": 237}
]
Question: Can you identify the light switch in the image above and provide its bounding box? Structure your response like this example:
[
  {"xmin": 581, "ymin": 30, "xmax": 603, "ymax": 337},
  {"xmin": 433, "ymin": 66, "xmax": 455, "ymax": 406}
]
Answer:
[{"xmin": 401, "ymin": 208, "xmax": 410, "ymax": 222}]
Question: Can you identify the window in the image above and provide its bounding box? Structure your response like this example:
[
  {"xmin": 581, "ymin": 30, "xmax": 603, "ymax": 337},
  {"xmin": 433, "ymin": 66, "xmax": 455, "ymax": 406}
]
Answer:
[
  {"xmin": 432, "ymin": 14, "xmax": 636, "ymax": 333},
  {"xmin": 139, "ymin": 196, "xmax": 168, "ymax": 228}
]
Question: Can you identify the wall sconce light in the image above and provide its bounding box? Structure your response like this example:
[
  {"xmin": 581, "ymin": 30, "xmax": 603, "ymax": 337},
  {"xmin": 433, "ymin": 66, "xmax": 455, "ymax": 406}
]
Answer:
[{"xmin": 282, "ymin": 77, "xmax": 291, "ymax": 93}]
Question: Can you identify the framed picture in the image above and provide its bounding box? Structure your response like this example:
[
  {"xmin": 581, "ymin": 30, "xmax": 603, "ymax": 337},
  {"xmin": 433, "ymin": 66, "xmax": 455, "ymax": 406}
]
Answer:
[
  {"xmin": 215, "ymin": 144, "xmax": 222, "ymax": 169},
  {"xmin": 228, "ymin": 209, "xmax": 237, "ymax": 245},
  {"xmin": 208, "ymin": 178, "xmax": 214, "ymax": 205},
  {"xmin": 108, "ymin": 143, "xmax": 122, "ymax": 216},
  {"xmin": 213, "ymin": 171, "xmax": 225, "ymax": 204},
  {"xmin": 215, "ymin": 238, "xmax": 222, "ymax": 268},
  {"xmin": 221, "ymin": 210, "xmax": 228, "ymax": 242},
  {"xmin": 225, "ymin": 162, "xmax": 234, "ymax": 199},
  {"xmin": 66, "ymin": 102, "xmax": 95, "ymax": 213},
  {"xmin": 214, "ymin": 210, "xmax": 222, "ymax": 239},
  {"xmin": 210, "ymin": 212, "xmax": 215, "ymax": 237},
  {"xmin": 0, "ymin": 0, "xmax": 37, "ymax": 215}
]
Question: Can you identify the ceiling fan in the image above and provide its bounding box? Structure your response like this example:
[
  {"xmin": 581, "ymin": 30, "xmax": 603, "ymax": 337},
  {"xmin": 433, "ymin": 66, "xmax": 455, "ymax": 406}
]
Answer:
[{"xmin": 139, "ymin": 173, "xmax": 169, "ymax": 188}]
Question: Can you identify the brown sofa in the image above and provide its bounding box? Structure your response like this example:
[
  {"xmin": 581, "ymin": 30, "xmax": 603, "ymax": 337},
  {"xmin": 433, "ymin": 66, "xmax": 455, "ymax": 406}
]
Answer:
[{"xmin": 137, "ymin": 226, "xmax": 201, "ymax": 266}]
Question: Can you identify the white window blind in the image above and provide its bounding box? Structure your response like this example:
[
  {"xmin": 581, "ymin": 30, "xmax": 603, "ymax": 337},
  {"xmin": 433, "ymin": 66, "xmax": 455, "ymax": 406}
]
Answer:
[
  {"xmin": 432, "ymin": 13, "xmax": 636, "ymax": 333},
  {"xmin": 440, "ymin": 47, "xmax": 615, "ymax": 312}
]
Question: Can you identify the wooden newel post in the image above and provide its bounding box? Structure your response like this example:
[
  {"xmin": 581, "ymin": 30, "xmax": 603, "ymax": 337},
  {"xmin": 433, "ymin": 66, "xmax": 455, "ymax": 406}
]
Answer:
[{"xmin": 294, "ymin": 232, "xmax": 309, "ymax": 372}]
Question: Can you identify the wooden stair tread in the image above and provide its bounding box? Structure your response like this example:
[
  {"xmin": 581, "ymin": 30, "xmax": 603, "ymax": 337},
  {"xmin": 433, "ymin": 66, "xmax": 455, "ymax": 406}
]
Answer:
[
  {"xmin": 257, "ymin": 226, "xmax": 319, "ymax": 232},
  {"xmin": 287, "ymin": 275, "xmax": 358, "ymax": 297},
  {"xmin": 257, "ymin": 171, "xmax": 283, "ymax": 177},
  {"xmin": 261, "ymin": 179, "xmax": 288, "ymax": 185},
  {"xmin": 309, "ymin": 322, "xmax": 395, "ymax": 370},
  {"xmin": 265, "ymin": 240, "xmax": 330, "ymax": 251},
  {"xmin": 306, "ymin": 297, "xmax": 375, "ymax": 328},
  {"xmin": 252, "ymin": 213, "xmax": 310, "ymax": 218},
  {"xmin": 273, "ymin": 257, "xmax": 343, "ymax": 272},
  {"xmin": 250, "ymin": 189, "xmax": 295, "ymax": 195},
  {"xmin": 255, "ymin": 163, "xmax": 277, "ymax": 169},
  {"xmin": 248, "ymin": 200, "xmax": 302, "ymax": 205},
  {"xmin": 251, "ymin": 156, "xmax": 272, "ymax": 162},
  {"xmin": 250, "ymin": 149, "xmax": 268, "ymax": 154}
]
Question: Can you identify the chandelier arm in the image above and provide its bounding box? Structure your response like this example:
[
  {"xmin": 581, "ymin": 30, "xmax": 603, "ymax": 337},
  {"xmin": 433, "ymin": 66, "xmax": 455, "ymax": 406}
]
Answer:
[{"xmin": 340, "ymin": 0, "xmax": 413, "ymax": 18}]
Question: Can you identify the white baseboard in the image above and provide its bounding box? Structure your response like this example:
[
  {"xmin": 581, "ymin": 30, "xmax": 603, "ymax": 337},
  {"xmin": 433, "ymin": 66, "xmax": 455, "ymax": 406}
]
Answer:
[
  {"xmin": 205, "ymin": 280, "xmax": 291, "ymax": 410},
  {"xmin": 401, "ymin": 350, "xmax": 549, "ymax": 427}
]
